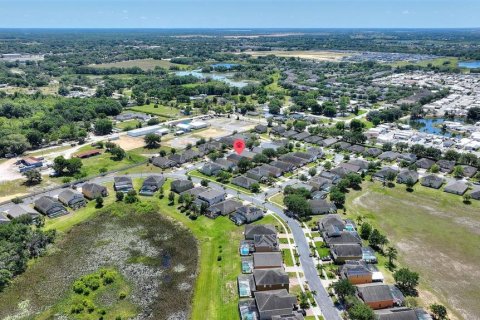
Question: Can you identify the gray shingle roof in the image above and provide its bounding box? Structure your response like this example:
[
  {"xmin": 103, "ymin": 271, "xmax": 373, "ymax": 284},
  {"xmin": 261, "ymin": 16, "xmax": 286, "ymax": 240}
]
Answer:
[
  {"xmin": 254, "ymin": 289, "xmax": 296, "ymax": 312},
  {"xmin": 253, "ymin": 268, "xmax": 289, "ymax": 287},
  {"xmin": 245, "ymin": 224, "xmax": 277, "ymax": 240},
  {"xmin": 357, "ymin": 284, "xmax": 393, "ymax": 303}
]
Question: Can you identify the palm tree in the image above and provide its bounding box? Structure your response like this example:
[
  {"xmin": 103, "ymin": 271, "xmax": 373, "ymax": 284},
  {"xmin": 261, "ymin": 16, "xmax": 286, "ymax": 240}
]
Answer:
[
  {"xmin": 386, "ymin": 246, "xmax": 398, "ymax": 268},
  {"xmin": 355, "ymin": 215, "xmax": 364, "ymax": 225}
]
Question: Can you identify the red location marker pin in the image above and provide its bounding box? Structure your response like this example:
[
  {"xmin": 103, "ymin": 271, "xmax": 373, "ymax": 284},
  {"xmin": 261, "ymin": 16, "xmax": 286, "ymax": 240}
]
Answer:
[{"xmin": 233, "ymin": 139, "xmax": 246, "ymax": 155}]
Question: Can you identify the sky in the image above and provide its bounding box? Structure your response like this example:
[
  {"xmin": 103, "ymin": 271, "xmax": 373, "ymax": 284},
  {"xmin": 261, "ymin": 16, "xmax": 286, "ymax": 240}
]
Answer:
[{"xmin": 0, "ymin": 0, "xmax": 478, "ymax": 29}]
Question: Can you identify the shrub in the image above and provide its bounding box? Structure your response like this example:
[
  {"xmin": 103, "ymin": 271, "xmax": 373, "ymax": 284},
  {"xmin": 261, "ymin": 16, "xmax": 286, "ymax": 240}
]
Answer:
[{"xmin": 119, "ymin": 291, "xmax": 127, "ymax": 300}]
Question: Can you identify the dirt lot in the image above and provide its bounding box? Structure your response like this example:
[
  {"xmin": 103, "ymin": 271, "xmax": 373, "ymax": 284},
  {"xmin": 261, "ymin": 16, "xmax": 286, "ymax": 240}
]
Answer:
[
  {"xmin": 347, "ymin": 182, "xmax": 480, "ymax": 320},
  {"xmin": 242, "ymin": 50, "xmax": 349, "ymax": 61},
  {"xmin": 114, "ymin": 135, "xmax": 146, "ymax": 151}
]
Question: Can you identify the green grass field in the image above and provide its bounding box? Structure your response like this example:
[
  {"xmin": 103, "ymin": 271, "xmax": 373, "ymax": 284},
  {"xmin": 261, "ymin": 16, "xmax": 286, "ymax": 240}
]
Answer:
[
  {"xmin": 128, "ymin": 104, "xmax": 182, "ymax": 118},
  {"xmin": 115, "ymin": 119, "xmax": 141, "ymax": 131},
  {"xmin": 90, "ymin": 58, "xmax": 188, "ymax": 71},
  {"xmin": 79, "ymin": 151, "xmax": 146, "ymax": 177},
  {"xmin": 389, "ymin": 57, "xmax": 459, "ymax": 69},
  {"xmin": 269, "ymin": 193, "xmax": 285, "ymax": 208},
  {"xmin": 346, "ymin": 181, "xmax": 480, "ymax": 320}
]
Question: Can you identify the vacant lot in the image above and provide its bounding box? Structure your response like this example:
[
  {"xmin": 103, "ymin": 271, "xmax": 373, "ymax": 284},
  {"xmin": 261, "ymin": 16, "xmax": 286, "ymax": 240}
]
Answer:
[
  {"xmin": 90, "ymin": 58, "xmax": 185, "ymax": 71},
  {"xmin": 129, "ymin": 104, "xmax": 182, "ymax": 118},
  {"xmin": 0, "ymin": 202, "xmax": 198, "ymax": 320},
  {"xmin": 243, "ymin": 50, "xmax": 348, "ymax": 61},
  {"xmin": 346, "ymin": 182, "xmax": 480, "ymax": 320}
]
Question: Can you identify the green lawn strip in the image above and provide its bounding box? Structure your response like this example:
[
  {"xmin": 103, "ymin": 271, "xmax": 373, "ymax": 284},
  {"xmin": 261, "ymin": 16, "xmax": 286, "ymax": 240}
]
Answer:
[
  {"xmin": 269, "ymin": 193, "xmax": 284, "ymax": 207},
  {"xmin": 188, "ymin": 170, "xmax": 253, "ymax": 195},
  {"xmin": 27, "ymin": 145, "xmax": 73, "ymax": 157},
  {"xmin": 115, "ymin": 119, "xmax": 141, "ymax": 131},
  {"xmin": 314, "ymin": 242, "xmax": 330, "ymax": 258},
  {"xmin": 345, "ymin": 181, "xmax": 480, "ymax": 319},
  {"xmin": 282, "ymin": 249, "xmax": 295, "ymax": 267}
]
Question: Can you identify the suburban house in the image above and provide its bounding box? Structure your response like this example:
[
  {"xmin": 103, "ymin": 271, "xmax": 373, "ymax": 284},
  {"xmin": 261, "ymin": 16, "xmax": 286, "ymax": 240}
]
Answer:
[
  {"xmin": 270, "ymin": 160, "xmax": 295, "ymax": 173},
  {"xmin": 82, "ymin": 183, "xmax": 108, "ymax": 200},
  {"xmin": 348, "ymin": 159, "xmax": 369, "ymax": 171},
  {"xmin": 246, "ymin": 167, "xmax": 270, "ymax": 182},
  {"xmin": 436, "ymin": 160, "xmax": 456, "ymax": 173},
  {"xmin": 338, "ymin": 162, "xmax": 363, "ymax": 174},
  {"xmin": 2, "ymin": 204, "xmax": 40, "ymax": 221},
  {"xmin": 308, "ymin": 199, "xmax": 337, "ymax": 215},
  {"xmin": 230, "ymin": 206, "xmax": 264, "ymax": 225},
  {"xmin": 319, "ymin": 214, "xmax": 346, "ymax": 235},
  {"xmin": 461, "ymin": 165, "xmax": 478, "ymax": 178},
  {"xmin": 375, "ymin": 308, "xmax": 423, "ymax": 320},
  {"xmin": 152, "ymin": 156, "xmax": 177, "ymax": 169},
  {"xmin": 200, "ymin": 162, "xmax": 223, "ymax": 176},
  {"xmin": 168, "ymin": 153, "xmax": 188, "ymax": 164},
  {"xmin": 259, "ymin": 164, "xmax": 283, "ymax": 178},
  {"xmin": 254, "ymin": 234, "xmax": 280, "ymax": 252},
  {"xmin": 336, "ymin": 142, "xmax": 352, "ymax": 151},
  {"xmin": 471, "ymin": 189, "xmax": 480, "ymax": 201},
  {"xmin": 378, "ymin": 151, "xmax": 401, "ymax": 161},
  {"xmin": 309, "ymin": 176, "xmax": 333, "ymax": 192},
  {"xmin": 245, "ymin": 224, "xmax": 277, "ymax": 240},
  {"xmin": 293, "ymin": 131, "xmax": 311, "ymax": 141},
  {"xmin": 363, "ymin": 148, "xmax": 383, "ymax": 158},
  {"xmin": 320, "ymin": 138, "xmax": 339, "ymax": 147},
  {"xmin": 254, "ymin": 289, "xmax": 298, "ymax": 320},
  {"xmin": 0, "ymin": 213, "xmax": 10, "ymax": 224},
  {"xmin": 206, "ymin": 199, "xmax": 242, "ymax": 219},
  {"xmin": 291, "ymin": 151, "xmax": 315, "ymax": 162},
  {"xmin": 290, "ymin": 182, "xmax": 314, "ymax": 193},
  {"xmin": 324, "ymin": 231, "xmax": 361, "ymax": 247},
  {"xmin": 139, "ymin": 175, "xmax": 165, "ymax": 196},
  {"xmin": 396, "ymin": 170, "xmax": 419, "ymax": 184},
  {"xmin": 444, "ymin": 181, "xmax": 469, "ymax": 195},
  {"xmin": 279, "ymin": 154, "xmax": 308, "ymax": 167},
  {"xmin": 398, "ymin": 153, "xmax": 417, "ymax": 164},
  {"xmin": 356, "ymin": 283, "xmax": 396, "ymax": 310},
  {"xmin": 319, "ymin": 171, "xmax": 341, "ymax": 184},
  {"xmin": 58, "ymin": 189, "xmax": 86, "ymax": 210},
  {"xmin": 415, "ymin": 158, "xmax": 436, "ymax": 170},
  {"xmin": 253, "ymin": 252, "xmax": 283, "ymax": 269},
  {"xmin": 373, "ymin": 167, "xmax": 399, "ymax": 181},
  {"xmin": 227, "ymin": 154, "xmax": 246, "ymax": 164},
  {"xmin": 214, "ymin": 158, "xmax": 237, "ymax": 171},
  {"xmin": 340, "ymin": 260, "xmax": 373, "ymax": 285},
  {"xmin": 271, "ymin": 126, "xmax": 286, "ymax": 135},
  {"xmin": 196, "ymin": 189, "xmax": 226, "ymax": 206},
  {"xmin": 255, "ymin": 124, "xmax": 268, "ymax": 133},
  {"xmin": 113, "ymin": 176, "xmax": 134, "ymax": 193},
  {"xmin": 253, "ymin": 268, "xmax": 289, "ymax": 291},
  {"xmin": 231, "ymin": 175, "xmax": 257, "ymax": 190},
  {"xmin": 348, "ymin": 145, "xmax": 365, "ymax": 154},
  {"xmin": 180, "ymin": 186, "xmax": 207, "ymax": 198},
  {"xmin": 306, "ymin": 147, "xmax": 324, "ymax": 159},
  {"xmin": 170, "ymin": 179, "xmax": 194, "ymax": 194},
  {"xmin": 34, "ymin": 196, "xmax": 68, "ymax": 218},
  {"xmin": 420, "ymin": 175, "xmax": 444, "ymax": 189}
]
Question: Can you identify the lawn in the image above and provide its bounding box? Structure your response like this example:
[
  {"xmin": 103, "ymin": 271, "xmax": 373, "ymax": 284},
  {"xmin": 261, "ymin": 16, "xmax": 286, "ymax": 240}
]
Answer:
[
  {"xmin": 128, "ymin": 104, "xmax": 182, "ymax": 118},
  {"xmin": 90, "ymin": 58, "xmax": 188, "ymax": 71},
  {"xmin": 115, "ymin": 119, "xmax": 141, "ymax": 131},
  {"xmin": 269, "ymin": 193, "xmax": 285, "ymax": 208},
  {"xmin": 346, "ymin": 181, "xmax": 480, "ymax": 320},
  {"xmin": 314, "ymin": 241, "xmax": 330, "ymax": 258},
  {"xmin": 389, "ymin": 57, "xmax": 459, "ymax": 69},
  {"xmin": 79, "ymin": 151, "xmax": 146, "ymax": 177},
  {"xmin": 282, "ymin": 249, "xmax": 296, "ymax": 267}
]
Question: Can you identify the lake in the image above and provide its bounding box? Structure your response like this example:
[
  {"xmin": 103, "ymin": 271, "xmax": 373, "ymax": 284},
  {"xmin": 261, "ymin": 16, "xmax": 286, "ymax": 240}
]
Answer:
[
  {"xmin": 175, "ymin": 70, "xmax": 250, "ymax": 88},
  {"xmin": 458, "ymin": 61, "xmax": 480, "ymax": 69},
  {"xmin": 409, "ymin": 117, "xmax": 463, "ymax": 137}
]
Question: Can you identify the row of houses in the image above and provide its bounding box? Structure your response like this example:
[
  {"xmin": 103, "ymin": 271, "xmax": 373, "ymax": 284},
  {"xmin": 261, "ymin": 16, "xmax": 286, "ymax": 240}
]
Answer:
[
  {"xmin": 237, "ymin": 224, "xmax": 304, "ymax": 320},
  {"xmin": 152, "ymin": 141, "xmax": 224, "ymax": 169},
  {"xmin": 169, "ymin": 179, "xmax": 265, "ymax": 225},
  {"xmin": 113, "ymin": 175, "xmax": 165, "ymax": 196},
  {"xmin": 318, "ymin": 215, "xmax": 432, "ymax": 320}
]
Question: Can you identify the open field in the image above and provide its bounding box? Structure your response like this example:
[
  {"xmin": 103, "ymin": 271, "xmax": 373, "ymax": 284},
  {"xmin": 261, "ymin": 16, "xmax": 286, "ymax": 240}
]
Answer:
[
  {"xmin": 0, "ymin": 201, "xmax": 198, "ymax": 320},
  {"xmin": 242, "ymin": 50, "xmax": 348, "ymax": 61},
  {"xmin": 128, "ymin": 104, "xmax": 182, "ymax": 118},
  {"xmin": 114, "ymin": 135, "xmax": 148, "ymax": 151},
  {"xmin": 345, "ymin": 181, "xmax": 480, "ymax": 320},
  {"xmin": 115, "ymin": 119, "xmax": 141, "ymax": 131},
  {"xmin": 390, "ymin": 57, "xmax": 459, "ymax": 69},
  {"xmin": 89, "ymin": 58, "xmax": 187, "ymax": 70},
  {"xmin": 79, "ymin": 151, "xmax": 146, "ymax": 177}
]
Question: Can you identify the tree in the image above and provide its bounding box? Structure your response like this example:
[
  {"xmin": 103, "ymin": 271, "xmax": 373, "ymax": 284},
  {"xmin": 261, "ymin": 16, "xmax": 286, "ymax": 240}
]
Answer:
[
  {"xmin": 144, "ymin": 133, "xmax": 160, "ymax": 149},
  {"xmin": 53, "ymin": 156, "xmax": 69, "ymax": 174},
  {"xmin": 350, "ymin": 119, "xmax": 365, "ymax": 132},
  {"xmin": 405, "ymin": 177, "xmax": 415, "ymax": 192},
  {"xmin": 430, "ymin": 164, "xmax": 440, "ymax": 173},
  {"xmin": 394, "ymin": 267, "xmax": 419, "ymax": 296},
  {"xmin": 124, "ymin": 190, "xmax": 138, "ymax": 204},
  {"xmin": 345, "ymin": 173, "xmax": 362, "ymax": 189},
  {"xmin": 360, "ymin": 222, "xmax": 372, "ymax": 240},
  {"xmin": 168, "ymin": 191, "xmax": 175, "ymax": 205},
  {"xmin": 348, "ymin": 302, "xmax": 375, "ymax": 320},
  {"xmin": 385, "ymin": 246, "xmax": 398, "ymax": 269},
  {"xmin": 463, "ymin": 193, "xmax": 472, "ymax": 204},
  {"xmin": 94, "ymin": 119, "xmax": 113, "ymax": 135},
  {"xmin": 116, "ymin": 192, "xmax": 124, "ymax": 202},
  {"xmin": 284, "ymin": 194, "xmax": 311, "ymax": 217},
  {"xmin": 250, "ymin": 183, "xmax": 261, "ymax": 193},
  {"xmin": 453, "ymin": 166, "xmax": 464, "ymax": 178},
  {"xmin": 293, "ymin": 120, "xmax": 307, "ymax": 132},
  {"xmin": 171, "ymin": 148, "xmax": 176, "ymax": 155},
  {"xmin": 324, "ymin": 161, "xmax": 332, "ymax": 171},
  {"xmin": 323, "ymin": 105, "xmax": 337, "ymax": 118},
  {"xmin": 253, "ymin": 153, "xmax": 269, "ymax": 164},
  {"xmin": 237, "ymin": 158, "xmax": 251, "ymax": 173},
  {"xmin": 333, "ymin": 279, "xmax": 355, "ymax": 301},
  {"xmin": 368, "ymin": 229, "xmax": 388, "ymax": 251},
  {"xmin": 329, "ymin": 188, "xmax": 346, "ymax": 206},
  {"xmin": 308, "ymin": 168, "xmax": 317, "ymax": 177},
  {"xmin": 385, "ymin": 171, "xmax": 397, "ymax": 187},
  {"xmin": 65, "ymin": 158, "xmax": 82, "ymax": 175},
  {"xmin": 158, "ymin": 186, "xmax": 164, "ymax": 199},
  {"xmin": 382, "ymin": 142, "xmax": 393, "ymax": 151},
  {"xmin": 201, "ymin": 179, "xmax": 209, "ymax": 187},
  {"xmin": 24, "ymin": 169, "xmax": 42, "ymax": 185},
  {"xmin": 95, "ymin": 196, "xmax": 104, "ymax": 208},
  {"xmin": 262, "ymin": 148, "xmax": 277, "ymax": 159},
  {"xmin": 110, "ymin": 146, "xmax": 126, "ymax": 161},
  {"xmin": 430, "ymin": 304, "xmax": 448, "ymax": 320}
]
